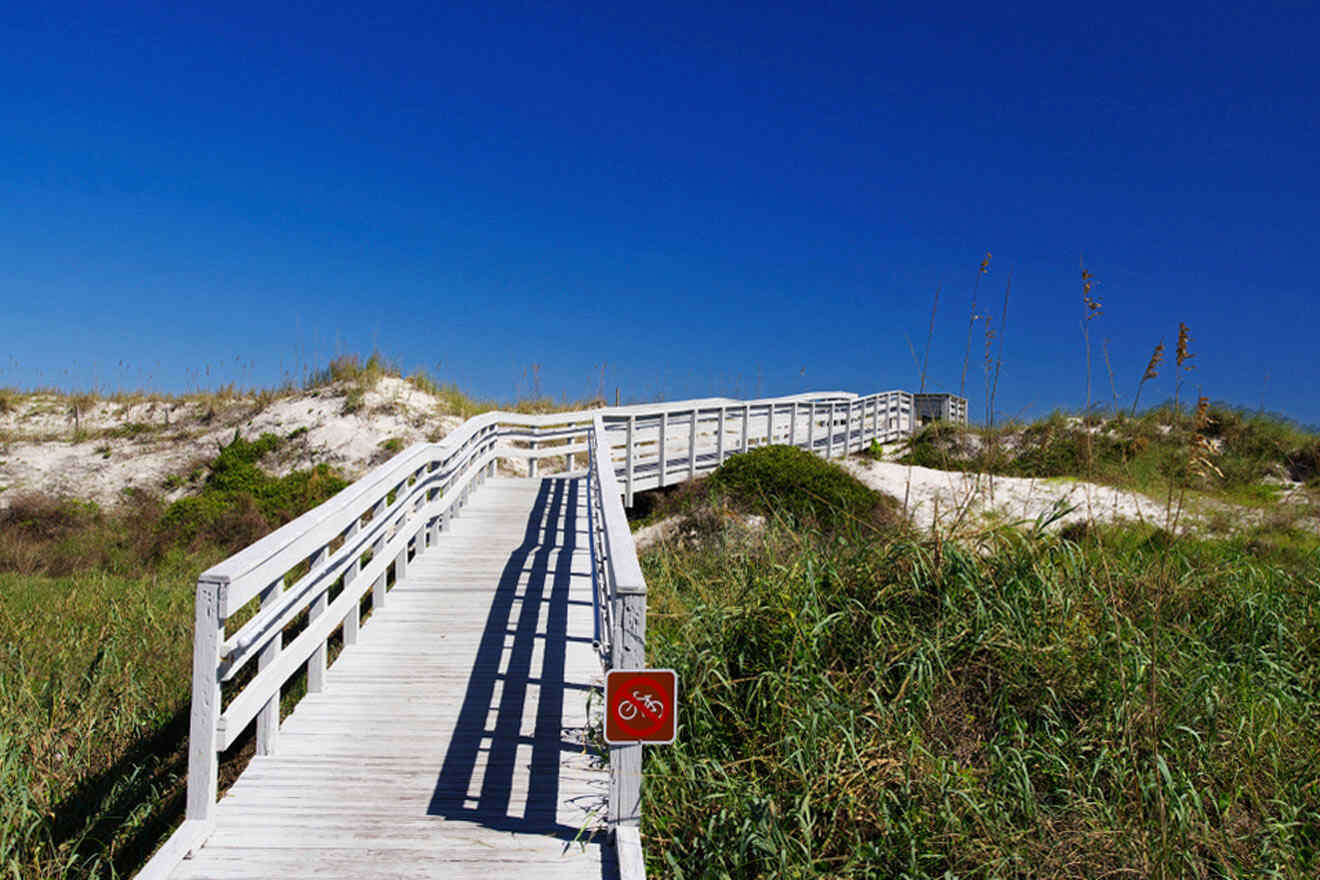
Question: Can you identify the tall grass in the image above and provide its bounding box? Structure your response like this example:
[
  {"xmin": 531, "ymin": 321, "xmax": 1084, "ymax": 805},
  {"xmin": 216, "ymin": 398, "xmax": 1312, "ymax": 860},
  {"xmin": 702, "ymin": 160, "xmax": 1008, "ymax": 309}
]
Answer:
[
  {"xmin": 639, "ymin": 516, "xmax": 1320, "ymax": 877},
  {"xmin": 0, "ymin": 552, "xmax": 211, "ymax": 878}
]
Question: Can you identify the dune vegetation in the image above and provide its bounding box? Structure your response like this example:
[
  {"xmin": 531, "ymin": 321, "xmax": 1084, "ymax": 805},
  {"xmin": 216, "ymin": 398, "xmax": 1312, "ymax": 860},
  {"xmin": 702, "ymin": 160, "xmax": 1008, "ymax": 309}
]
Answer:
[{"xmin": 1, "ymin": 344, "xmax": 1318, "ymax": 878}]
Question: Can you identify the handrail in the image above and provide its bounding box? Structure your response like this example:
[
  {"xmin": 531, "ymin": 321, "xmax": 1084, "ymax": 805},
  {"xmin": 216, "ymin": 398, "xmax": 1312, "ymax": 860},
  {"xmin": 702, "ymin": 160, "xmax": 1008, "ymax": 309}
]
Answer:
[{"xmin": 138, "ymin": 388, "xmax": 964, "ymax": 880}]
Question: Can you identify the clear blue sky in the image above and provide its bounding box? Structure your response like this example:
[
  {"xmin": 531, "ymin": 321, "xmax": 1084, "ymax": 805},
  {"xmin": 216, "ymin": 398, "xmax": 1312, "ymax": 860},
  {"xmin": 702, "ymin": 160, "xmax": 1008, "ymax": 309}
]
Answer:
[{"xmin": 3, "ymin": 1, "xmax": 1317, "ymax": 424}]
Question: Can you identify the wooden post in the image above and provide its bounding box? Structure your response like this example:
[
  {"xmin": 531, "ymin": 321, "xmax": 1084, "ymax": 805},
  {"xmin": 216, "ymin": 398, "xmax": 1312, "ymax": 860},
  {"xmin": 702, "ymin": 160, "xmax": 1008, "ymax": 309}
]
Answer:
[
  {"xmin": 528, "ymin": 438, "xmax": 538, "ymax": 478},
  {"xmin": 394, "ymin": 528, "xmax": 408, "ymax": 587},
  {"xmin": 371, "ymin": 499, "xmax": 387, "ymax": 611},
  {"xmin": 625, "ymin": 415, "xmax": 635, "ymax": 508},
  {"xmin": 688, "ymin": 408, "xmax": 697, "ymax": 480},
  {"xmin": 427, "ymin": 488, "xmax": 440, "ymax": 547},
  {"xmin": 790, "ymin": 401, "xmax": 798, "ymax": 449},
  {"xmin": 845, "ymin": 399, "xmax": 854, "ymax": 453},
  {"xmin": 306, "ymin": 546, "xmax": 329, "ymax": 694},
  {"xmin": 186, "ymin": 578, "xmax": 223, "ymax": 822},
  {"xmin": 343, "ymin": 519, "xmax": 361, "ymax": 648},
  {"xmin": 717, "ymin": 407, "xmax": 726, "ymax": 464},
  {"xmin": 826, "ymin": 402, "xmax": 834, "ymax": 458},
  {"xmin": 741, "ymin": 406, "xmax": 749, "ymax": 453},
  {"xmin": 808, "ymin": 401, "xmax": 816, "ymax": 453},
  {"xmin": 255, "ymin": 576, "xmax": 284, "ymax": 756},
  {"xmin": 767, "ymin": 403, "xmax": 775, "ymax": 446},
  {"xmin": 657, "ymin": 411, "xmax": 667, "ymax": 488},
  {"xmin": 609, "ymin": 590, "xmax": 647, "ymax": 828}
]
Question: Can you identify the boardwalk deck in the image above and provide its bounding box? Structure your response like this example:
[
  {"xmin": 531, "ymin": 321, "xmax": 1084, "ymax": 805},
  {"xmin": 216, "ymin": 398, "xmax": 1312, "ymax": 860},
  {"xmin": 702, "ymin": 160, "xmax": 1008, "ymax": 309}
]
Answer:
[{"xmin": 170, "ymin": 476, "xmax": 614, "ymax": 879}]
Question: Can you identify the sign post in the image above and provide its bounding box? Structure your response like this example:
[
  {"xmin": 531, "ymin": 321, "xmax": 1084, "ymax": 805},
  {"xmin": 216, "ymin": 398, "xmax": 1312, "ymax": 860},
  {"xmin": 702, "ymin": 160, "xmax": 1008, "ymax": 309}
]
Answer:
[{"xmin": 605, "ymin": 669, "xmax": 678, "ymax": 745}]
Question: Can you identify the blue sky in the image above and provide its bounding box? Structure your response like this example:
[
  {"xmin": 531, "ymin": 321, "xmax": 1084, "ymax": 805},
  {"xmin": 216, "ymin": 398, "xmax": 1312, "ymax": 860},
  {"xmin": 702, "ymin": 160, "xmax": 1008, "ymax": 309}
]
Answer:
[{"xmin": 2, "ymin": 1, "xmax": 1317, "ymax": 424}]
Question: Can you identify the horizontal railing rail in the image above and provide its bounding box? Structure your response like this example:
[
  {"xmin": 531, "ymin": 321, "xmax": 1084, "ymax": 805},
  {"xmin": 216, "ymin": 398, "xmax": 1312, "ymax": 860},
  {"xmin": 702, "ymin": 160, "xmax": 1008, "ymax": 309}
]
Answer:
[{"xmin": 139, "ymin": 388, "xmax": 961, "ymax": 880}]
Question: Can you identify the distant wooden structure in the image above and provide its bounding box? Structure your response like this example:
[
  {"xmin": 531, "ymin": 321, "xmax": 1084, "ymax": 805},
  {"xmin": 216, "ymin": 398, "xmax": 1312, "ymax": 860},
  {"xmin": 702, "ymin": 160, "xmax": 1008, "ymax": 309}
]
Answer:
[
  {"xmin": 913, "ymin": 392, "xmax": 969, "ymax": 428},
  {"xmin": 137, "ymin": 388, "xmax": 958, "ymax": 880}
]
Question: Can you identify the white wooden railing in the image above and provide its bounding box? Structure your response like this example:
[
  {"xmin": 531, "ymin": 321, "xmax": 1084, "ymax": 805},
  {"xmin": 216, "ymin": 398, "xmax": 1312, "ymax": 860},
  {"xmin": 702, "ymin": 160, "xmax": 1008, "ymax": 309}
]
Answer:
[{"xmin": 139, "ymin": 389, "xmax": 924, "ymax": 880}]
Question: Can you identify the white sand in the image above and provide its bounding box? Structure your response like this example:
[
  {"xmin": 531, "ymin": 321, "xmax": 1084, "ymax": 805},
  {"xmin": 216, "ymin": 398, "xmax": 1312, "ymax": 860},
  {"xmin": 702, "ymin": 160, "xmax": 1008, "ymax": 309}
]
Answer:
[
  {"xmin": 0, "ymin": 377, "xmax": 464, "ymax": 509},
  {"xmin": 839, "ymin": 458, "xmax": 1184, "ymax": 535}
]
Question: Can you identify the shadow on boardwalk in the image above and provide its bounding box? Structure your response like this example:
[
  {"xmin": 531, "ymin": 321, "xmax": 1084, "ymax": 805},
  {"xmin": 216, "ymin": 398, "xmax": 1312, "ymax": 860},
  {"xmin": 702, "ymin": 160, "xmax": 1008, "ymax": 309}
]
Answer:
[{"xmin": 429, "ymin": 476, "xmax": 616, "ymax": 878}]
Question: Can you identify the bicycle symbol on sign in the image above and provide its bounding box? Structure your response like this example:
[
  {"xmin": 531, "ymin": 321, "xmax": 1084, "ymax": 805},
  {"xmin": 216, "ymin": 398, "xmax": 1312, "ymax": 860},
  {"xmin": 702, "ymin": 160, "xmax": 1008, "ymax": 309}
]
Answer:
[
  {"xmin": 616, "ymin": 689, "xmax": 665, "ymax": 722},
  {"xmin": 604, "ymin": 669, "xmax": 677, "ymax": 745}
]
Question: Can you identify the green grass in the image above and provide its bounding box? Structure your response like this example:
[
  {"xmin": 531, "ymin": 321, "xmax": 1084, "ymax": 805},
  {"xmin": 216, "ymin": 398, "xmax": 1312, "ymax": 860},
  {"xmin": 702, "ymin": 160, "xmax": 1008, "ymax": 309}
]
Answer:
[
  {"xmin": 0, "ymin": 422, "xmax": 362, "ymax": 878},
  {"xmin": 640, "ymin": 518, "xmax": 1320, "ymax": 878},
  {"xmin": 0, "ymin": 550, "xmax": 215, "ymax": 879}
]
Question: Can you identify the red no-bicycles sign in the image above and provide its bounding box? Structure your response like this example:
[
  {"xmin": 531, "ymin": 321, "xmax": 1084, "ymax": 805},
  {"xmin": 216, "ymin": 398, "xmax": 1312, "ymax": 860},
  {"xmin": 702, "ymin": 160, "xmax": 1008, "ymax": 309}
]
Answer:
[{"xmin": 604, "ymin": 669, "xmax": 678, "ymax": 745}]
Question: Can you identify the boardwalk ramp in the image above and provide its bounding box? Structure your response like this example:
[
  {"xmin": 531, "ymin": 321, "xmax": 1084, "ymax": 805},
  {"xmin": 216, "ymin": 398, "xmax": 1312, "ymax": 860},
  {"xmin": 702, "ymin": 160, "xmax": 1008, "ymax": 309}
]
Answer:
[{"xmin": 138, "ymin": 391, "xmax": 935, "ymax": 879}]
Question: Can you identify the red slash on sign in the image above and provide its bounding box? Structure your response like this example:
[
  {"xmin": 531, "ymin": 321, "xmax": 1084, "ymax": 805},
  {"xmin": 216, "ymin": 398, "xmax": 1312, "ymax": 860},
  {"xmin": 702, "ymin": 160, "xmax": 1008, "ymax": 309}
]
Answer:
[{"xmin": 605, "ymin": 669, "xmax": 678, "ymax": 745}]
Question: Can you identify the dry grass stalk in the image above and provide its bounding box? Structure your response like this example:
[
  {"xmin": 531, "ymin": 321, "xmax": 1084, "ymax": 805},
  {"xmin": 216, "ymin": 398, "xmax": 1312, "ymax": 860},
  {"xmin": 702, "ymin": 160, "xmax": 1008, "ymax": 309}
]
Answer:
[
  {"xmin": 1079, "ymin": 261, "xmax": 1102, "ymax": 411},
  {"xmin": 959, "ymin": 252, "xmax": 991, "ymax": 398},
  {"xmin": 905, "ymin": 287, "xmax": 941, "ymax": 520},
  {"xmin": 1131, "ymin": 341, "xmax": 1164, "ymax": 416}
]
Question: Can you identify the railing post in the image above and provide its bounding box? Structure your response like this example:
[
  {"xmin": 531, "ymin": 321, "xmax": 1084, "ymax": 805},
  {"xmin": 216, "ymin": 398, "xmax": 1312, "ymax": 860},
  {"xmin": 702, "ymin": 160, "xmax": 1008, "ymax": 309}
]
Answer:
[
  {"xmin": 371, "ymin": 499, "xmax": 388, "ymax": 611},
  {"xmin": 427, "ymin": 486, "xmax": 441, "ymax": 546},
  {"xmin": 186, "ymin": 577, "xmax": 223, "ymax": 823},
  {"xmin": 609, "ymin": 588, "xmax": 647, "ymax": 829},
  {"xmin": 741, "ymin": 405, "xmax": 749, "ymax": 453},
  {"xmin": 255, "ymin": 575, "xmax": 284, "ymax": 756},
  {"xmin": 343, "ymin": 519, "xmax": 361, "ymax": 648},
  {"xmin": 529, "ymin": 437, "xmax": 538, "ymax": 478},
  {"xmin": 394, "ymin": 521, "xmax": 409, "ymax": 588},
  {"xmin": 657, "ymin": 411, "xmax": 667, "ymax": 488},
  {"xmin": 625, "ymin": 415, "xmax": 635, "ymax": 508},
  {"xmin": 790, "ymin": 401, "xmax": 798, "ymax": 448},
  {"xmin": 846, "ymin": 399, "xmax": 854, "ymax": 452},
  {"xmin": 688, "ymin": 408, "xmax": 697, "ymax": 480},
  {"xmin": 767, "ymin": 402, "xmax": 775, "ymax": 446},
  {"xmin": 717, "ymin": 407, "xmax": 726, "ymax": 464},
  {"xmin": 307, "ymin": 545, "xmax": 329, "ymax": 694},
  {"xmin": 826, "ymin": 402, "xmax": 834, "ymax": 458},
  {"xmin": 808, "ymin": 401, "xmax": 816, "ymax": 453}
]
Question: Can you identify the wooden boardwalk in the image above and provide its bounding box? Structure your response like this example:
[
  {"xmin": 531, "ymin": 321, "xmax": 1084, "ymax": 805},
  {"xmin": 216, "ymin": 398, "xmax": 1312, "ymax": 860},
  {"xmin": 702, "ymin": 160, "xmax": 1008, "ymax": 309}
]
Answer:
[
  {"xmin": 171, "ymin": 476, "xmax": 614, "ymax": 879},
  {"xmin": 141, "ymin": 391, "xmax": 967, "ymax": 879}
]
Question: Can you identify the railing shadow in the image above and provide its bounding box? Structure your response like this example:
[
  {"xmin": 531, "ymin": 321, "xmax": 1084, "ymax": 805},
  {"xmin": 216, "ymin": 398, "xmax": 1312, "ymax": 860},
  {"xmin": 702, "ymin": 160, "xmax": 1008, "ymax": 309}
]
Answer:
[{"xmin": 429, "ymin": 476, "xmax": 615, "ymax": 877}]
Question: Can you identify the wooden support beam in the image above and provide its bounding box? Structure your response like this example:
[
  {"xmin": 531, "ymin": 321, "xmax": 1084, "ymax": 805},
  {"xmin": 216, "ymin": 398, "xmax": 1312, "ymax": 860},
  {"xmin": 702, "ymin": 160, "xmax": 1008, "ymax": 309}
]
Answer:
[
  {"xmin": 186, "ymin": 579, "xmax": 222, "ymax": 823},
  {"xmin": 688, "ymin": 408, "xmax": 697, "ymax": 480},
  {"xmin": 717, "ymin": 407, "xmax": 726, "ymax": 464},
  {"xmin": 255, "ymin": 576, "xmax": 283, "ymax": 756},
  {"xmin": 306, "ymin": 545, "xmax": 329, "ymax": 694},
  {"xmin": 609, "ymin": 591, "xmax": 647, "ymax": 828},
  {"xmin": 625, "ymin": 415, "xmax": 635, "ymax": 508},
  {"xmin": 657, "ymin": 412, "xmax": 667, "ymax": 488}
]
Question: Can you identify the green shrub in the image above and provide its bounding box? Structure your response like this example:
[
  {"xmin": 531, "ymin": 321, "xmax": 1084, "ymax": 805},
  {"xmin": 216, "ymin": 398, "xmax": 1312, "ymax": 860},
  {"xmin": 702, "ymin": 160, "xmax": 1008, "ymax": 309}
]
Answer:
[
  {"xmin": 159, "ymin": 432, "xmax": 347, "ymax": 551},
  {"xmin": 710, "ymin": 444, "xmax": 897, "ymax": 533}
]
